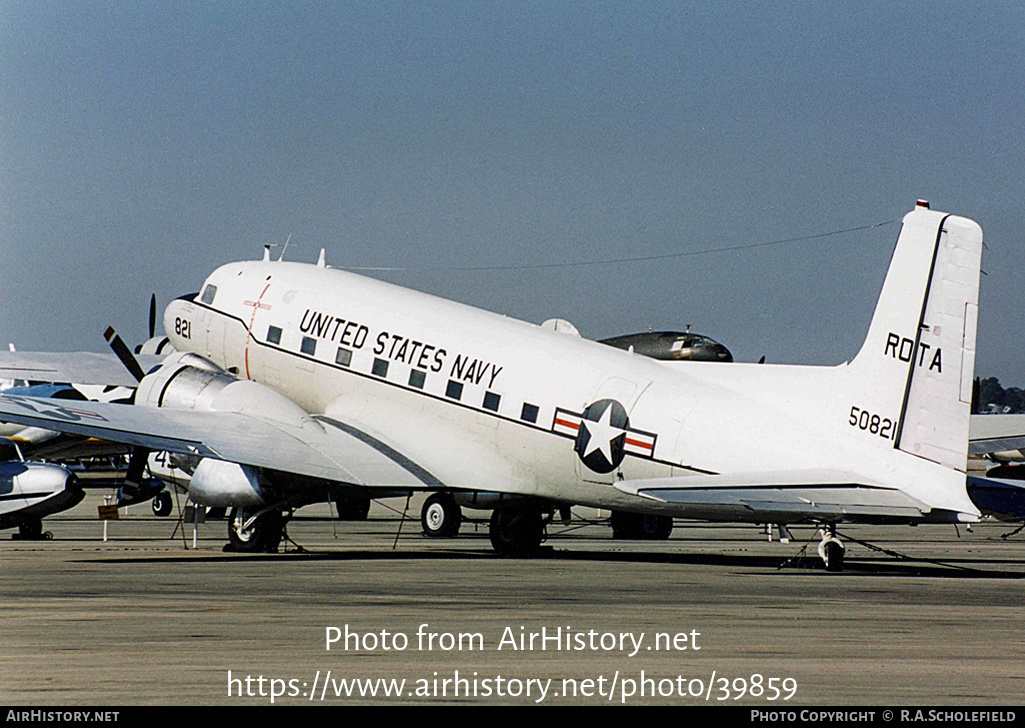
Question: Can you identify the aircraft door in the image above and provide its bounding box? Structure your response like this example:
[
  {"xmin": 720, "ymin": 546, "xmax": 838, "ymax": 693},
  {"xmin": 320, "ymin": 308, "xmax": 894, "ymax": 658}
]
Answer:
[
  {"xmin": 205, "ymin": 309, "xmax": 228, "ymax": 369},
  {"xmin": 189, "ymin": 304, "xmax": 221, "ymax": 364},
  {"xmin": 236, "ymin": 283, "xmax": 277, "ymax": 381},
  {"xmin": 630, "ymin": 382, "xmax": 695, "ymax": 477}
]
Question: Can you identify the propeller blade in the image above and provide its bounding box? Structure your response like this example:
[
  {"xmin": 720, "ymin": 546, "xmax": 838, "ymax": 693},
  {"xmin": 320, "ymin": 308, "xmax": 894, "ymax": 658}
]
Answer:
[
  {"xmin": 124, "ymin": 445, "xmax": 151, "ymax": 485},
  {"xmin": 104, "ymin": 326, "xmax": 146, "ymax": 382}
]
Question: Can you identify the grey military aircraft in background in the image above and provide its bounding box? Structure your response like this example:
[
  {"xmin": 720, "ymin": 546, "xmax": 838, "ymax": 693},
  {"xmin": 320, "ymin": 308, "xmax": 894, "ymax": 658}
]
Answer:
[{"xmin": 600, "ymin": 330, "xmax": 733, "ymax": 363}]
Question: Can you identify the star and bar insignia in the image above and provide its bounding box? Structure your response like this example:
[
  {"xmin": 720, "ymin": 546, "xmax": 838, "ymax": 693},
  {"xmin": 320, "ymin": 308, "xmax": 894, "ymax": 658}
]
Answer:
[
  {"xmin": 552, "ymin": 398, "xmax": 656, "ymax": 473},
  {"xmin": 0, "ymin": 394, "xmax": 109, "ymax": 423}
]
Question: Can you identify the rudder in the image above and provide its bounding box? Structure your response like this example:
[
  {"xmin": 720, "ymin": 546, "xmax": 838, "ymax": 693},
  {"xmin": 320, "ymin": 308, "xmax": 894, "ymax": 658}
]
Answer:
[{"xmin": 847, "ymin": 202, "xmax": 983, "ymax": 471}]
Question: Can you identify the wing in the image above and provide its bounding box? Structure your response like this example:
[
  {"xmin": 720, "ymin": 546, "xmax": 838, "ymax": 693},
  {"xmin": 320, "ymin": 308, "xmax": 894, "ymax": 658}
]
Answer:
[
  {"xmin": 0, "ymin": 394, "xmax": 441, "ymax": 489},
  {"xmin": 969, "ymin": 414, "xmax": 1025, "ymax": 457},
  {"xmin": 615, "ymin": 469, "xmax": 931, "ymax": 521},
  {"xmin": 0, "ymin": 351, "xmax": 166, "ymax": 387},
  {"xmin": 3, "ymin": 426, "xmax": 130, "ymax": 460}
]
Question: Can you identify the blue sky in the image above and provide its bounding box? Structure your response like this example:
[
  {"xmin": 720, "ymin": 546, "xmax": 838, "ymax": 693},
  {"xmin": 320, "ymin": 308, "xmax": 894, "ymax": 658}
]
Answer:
[{"xmin": 3, "ymin": 2, "xmax": 1024, "ymax": 382}]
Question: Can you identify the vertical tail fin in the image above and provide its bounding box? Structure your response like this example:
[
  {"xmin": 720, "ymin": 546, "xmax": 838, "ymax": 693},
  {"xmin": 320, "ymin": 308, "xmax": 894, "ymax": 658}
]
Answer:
[{"xmin": 847, "ymin": 202, "xmax": 983, "ymax": 471}]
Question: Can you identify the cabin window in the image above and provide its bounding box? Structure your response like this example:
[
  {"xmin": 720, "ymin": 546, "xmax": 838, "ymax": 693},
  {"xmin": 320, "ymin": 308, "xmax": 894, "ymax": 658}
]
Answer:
[
  {"xmin": 446, "ymin": 380, "xmax": 463, "ymax": 400},
  {"xmin": 335, "ymin": 347, "xmax": 352, "ymax": 367},
  {"xmin": 521, "ymin": 403, "xmax": 539, "ymax": 423},
  {"xmin": 372, "ymin": 358, "xmax": 389, "ymax": 378},
  {"xmin": 200, "ymin": 285, "xmax": 217, "ymax": 305},
  {"xmin": 483, "ymin": 391, "xmax": 501, "ymax": 412},
  {"xmin": 408, "ymin": 369, "xmax": 426, "ymax": 389},
  {"xmin": 301, "ymin": 336, "xmax": 317, "ymax": 356},
  {"xmin": 267, "ymin": 326, "xmax": 282, "ymax": 345}
]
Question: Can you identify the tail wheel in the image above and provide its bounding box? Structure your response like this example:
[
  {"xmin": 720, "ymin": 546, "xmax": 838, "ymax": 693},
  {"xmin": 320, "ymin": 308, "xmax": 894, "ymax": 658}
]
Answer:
[
  {"xmin": 823, "ymin": 541, "xmax": 845, "ymax": 572},
  {"xmin": 228, "ymin": 506, "xmax": 284, "ymax": 553},
  {"xmin": 421, "ymin": 493, "xmax": 462, "ymax": 538},
  {"xmin": 489, "ymin": 504, "xmax": 544, "ymax": 557},
  {"xmin": 817, "ymin": 527, "xmax": 846, "ymax": 572}
]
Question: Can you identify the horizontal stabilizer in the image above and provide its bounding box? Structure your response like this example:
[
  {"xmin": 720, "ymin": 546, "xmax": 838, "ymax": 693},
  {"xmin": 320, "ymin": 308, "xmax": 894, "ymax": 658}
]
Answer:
[
  {"xmin": 616, "ymin": 469, "xmax": 930, "ymax": 521},
  {"xmin": 968, "ymin": 414, "xmax": 1025, "ymax": 456}
]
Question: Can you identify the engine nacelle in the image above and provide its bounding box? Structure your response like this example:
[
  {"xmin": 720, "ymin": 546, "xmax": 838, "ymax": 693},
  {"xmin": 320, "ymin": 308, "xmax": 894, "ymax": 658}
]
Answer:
[
  {"xmin": 136, "ymin": 352, "xmax": 316, "ymax": 426},
  {"xmin": 135, "ymin": 353, "xmax": 237, "ymax": 411},
  {"xmin": 135, "ymin": 353, "xmax": 318, "ymax": 507},
  {"xmin": 188, "ymin": 458, "xmax": 266, "ymax": 507}
]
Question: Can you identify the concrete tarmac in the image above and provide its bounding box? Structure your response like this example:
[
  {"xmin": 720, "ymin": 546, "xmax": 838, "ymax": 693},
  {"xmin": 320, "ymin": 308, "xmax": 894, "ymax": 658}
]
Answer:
[{"xmin": 2, "ymin": 494, "xmax": 1024, "ymax": 706}]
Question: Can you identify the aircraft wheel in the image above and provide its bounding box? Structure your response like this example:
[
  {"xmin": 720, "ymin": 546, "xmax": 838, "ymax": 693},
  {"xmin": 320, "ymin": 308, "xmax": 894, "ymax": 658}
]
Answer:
[
  {"xmin": 819, "ymin": 538, "xmax": 845, "ymax": 572},
  {"xmin": 610, "ymin": 512, "xmax": 673, "ymax": 540},
  {"xmin": 228, "ymin": 506, "xmax": 284, "ymax": 553},
  {"xmin": 489, "ymin": 505, "xmax": 544, "ymax": 557},
  {"xmin": 610, "ymin": 511, "xmax": 638, "ymax": 539},
  {"xmin": 151, "ymin": 491, "xmax": 173, "ymax": 517},
  {"xmin": 638, "ymin": 514, "xmax": 673, "ymax": 540},
  {"xmin": 333, "ymin": 494, "xmax": 371, "ymax": 521},
  {"xmin": 17, "ymin": 519, "xmax": 43, "ymax": 540},
  {"xmin": 421, "ymin": 493, "xmax": 462, "ymax": 538},
  {"xmin": 823, "ymin": 541, "xmax": 845, "ymax": 572}
]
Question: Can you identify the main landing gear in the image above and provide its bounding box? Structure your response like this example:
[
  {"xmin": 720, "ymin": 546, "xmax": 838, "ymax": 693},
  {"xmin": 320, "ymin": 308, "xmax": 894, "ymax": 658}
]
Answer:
[
  {"xmin": 13, "ymin": 518, "xmax": 51, "ymax": 540},
  {"xmin": 489, "ymin": 503, "xmax": 547, "ymax": 557},
  {"xmin": 421, "ymin": 493, "xmax": 462, "ymax": 538},
  {"xmin": 610, "ymin": 511, "xmax": 674, "ymax": 540},
  {"xmin": 817, "ymin": 525, "xmax": 845, "ymax": 572},
  {"xmin": 227, "ymin": 506, "xmax": 285, "ymax": 553}
]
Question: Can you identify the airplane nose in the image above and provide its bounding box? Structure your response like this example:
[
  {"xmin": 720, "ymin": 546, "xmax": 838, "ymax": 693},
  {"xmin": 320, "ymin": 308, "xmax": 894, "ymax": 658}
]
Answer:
[{"xmin": 164, "ymin": 295, "xmax": 198, "ymax": 348}]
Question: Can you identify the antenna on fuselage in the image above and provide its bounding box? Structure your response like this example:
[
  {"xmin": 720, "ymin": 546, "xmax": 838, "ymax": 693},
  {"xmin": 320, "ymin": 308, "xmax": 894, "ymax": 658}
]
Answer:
[
  {"xmin": 262, "ymin": 233, "xmax": 295, "ymax": 262},
  {"xmin": 278, "ymin": 233, "xmax": 294, "ymax": 261}
]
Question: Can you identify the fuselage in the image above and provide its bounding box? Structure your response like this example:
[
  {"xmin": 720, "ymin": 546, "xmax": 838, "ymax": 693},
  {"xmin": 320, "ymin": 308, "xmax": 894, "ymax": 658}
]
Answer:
[
  {"xmin": 163, "ymin": 257, "xmax": 978, "ymax": 521},
  {"xmin": 0, "ymin": 461, "xmax": 81, "ymax": 530}
]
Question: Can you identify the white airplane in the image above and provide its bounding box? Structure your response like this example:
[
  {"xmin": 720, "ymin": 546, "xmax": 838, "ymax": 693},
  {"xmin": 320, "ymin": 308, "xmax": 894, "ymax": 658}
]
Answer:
[
  {"xmin": 0, "ymin": 439, "xmax": 82, "ymax": 539},
  {"xmin": 0, "ymin": 201, "xmax": 1005, "ymax": 570}
]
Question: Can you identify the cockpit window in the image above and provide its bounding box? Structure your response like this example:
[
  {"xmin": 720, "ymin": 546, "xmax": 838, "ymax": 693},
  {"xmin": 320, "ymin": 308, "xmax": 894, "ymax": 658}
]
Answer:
[{"xmin": 200, "ymin": 285, "xmax": 218, "ymax": 305}]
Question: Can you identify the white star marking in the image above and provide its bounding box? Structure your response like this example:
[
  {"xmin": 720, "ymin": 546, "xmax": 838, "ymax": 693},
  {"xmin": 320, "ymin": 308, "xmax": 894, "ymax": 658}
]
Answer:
[
  {"xmin": 0, "ymin": 395, "xmax": 105, "ymax": 421},
  {"xmin": 580, "ymin": 404, "xmax": 625, "ymax": 465}
]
